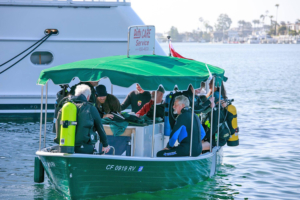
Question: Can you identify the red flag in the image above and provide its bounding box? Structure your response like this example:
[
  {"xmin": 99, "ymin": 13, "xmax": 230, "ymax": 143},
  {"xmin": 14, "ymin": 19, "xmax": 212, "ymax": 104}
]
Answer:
[{"xmin": 169, "ymin": 40, "xmax": 193, "ymax": 60}]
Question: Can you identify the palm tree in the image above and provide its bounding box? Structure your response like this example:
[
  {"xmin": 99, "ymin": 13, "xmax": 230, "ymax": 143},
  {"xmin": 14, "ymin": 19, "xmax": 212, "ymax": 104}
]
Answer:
[
  {"xmin": 203, "ymin": 21, "xmax": 210, "ymax": 33},
  {"xmin": 199, "ymin": 17, "xmax": 204, "ymax": 31},
  {"xmin": 275, "ymin": 4, "xmax": 279, "ymax": 35},
  {"xmin": 264, "ymin": 10, "xmax": 269, "ymax": 32},
  {"xmin": 260, "ymin": 15, "xmax": 265, "ymax": 31},
  {"xmin": 252, "ymin": 20, "xmax": 257, "ymax": 31},
  {"xmin": 238, "ymin": 20, "xmax": 246, "ymax": 36},
  {"xmin": 254, "ymin": 19, "xmax": 260, "ymax": 32},
  {"xmin": 269, "ymin": 15, "xmax": 273, "ymax": 24},
  {"xmin": 252, "ymin": 19, "xmax": 259, "ymax": 31},
  {"xmin": 269, "ymin": 15, "xmax": 274, "ymax": 33}
]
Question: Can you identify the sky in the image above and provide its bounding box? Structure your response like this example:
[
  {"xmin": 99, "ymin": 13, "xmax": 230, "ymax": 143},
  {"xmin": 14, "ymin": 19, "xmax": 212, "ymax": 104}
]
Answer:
[{"xmin": 130, "ymin": 0, "xmax": 300, "ymax": 33}]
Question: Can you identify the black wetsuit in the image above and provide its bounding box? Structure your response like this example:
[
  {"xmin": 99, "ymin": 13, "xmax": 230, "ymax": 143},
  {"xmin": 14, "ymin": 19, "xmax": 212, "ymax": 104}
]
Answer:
[
  {"xmin": 72, "ymin": 95, "xmax": 108, "ymax": 154},
  {"xmin": 157, "ymin": 107, "xmax": 203, "ymax": 157},
  {"xmin": 121, "ymin": 90, "xmax": 151, "ymax": 113}
]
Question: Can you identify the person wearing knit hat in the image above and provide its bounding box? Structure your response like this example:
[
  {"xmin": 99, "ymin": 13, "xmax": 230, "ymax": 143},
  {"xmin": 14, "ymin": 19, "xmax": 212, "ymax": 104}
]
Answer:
[{"xmin": 95, "ymin": 85, "xmax": 121, "ymax": 119}]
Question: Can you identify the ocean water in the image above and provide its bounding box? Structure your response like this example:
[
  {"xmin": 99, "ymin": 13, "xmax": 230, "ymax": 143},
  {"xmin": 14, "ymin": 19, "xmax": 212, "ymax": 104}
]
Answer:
[{"xmin": 1, "ymin": 43, "xmax": 300, "ymax": 200}]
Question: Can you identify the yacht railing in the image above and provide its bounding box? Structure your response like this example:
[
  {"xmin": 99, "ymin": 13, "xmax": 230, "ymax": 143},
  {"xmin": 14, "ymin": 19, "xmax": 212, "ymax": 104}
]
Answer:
[{"xmin": 0, "ymin": 0, "xmax": 131, "ymax": 6}]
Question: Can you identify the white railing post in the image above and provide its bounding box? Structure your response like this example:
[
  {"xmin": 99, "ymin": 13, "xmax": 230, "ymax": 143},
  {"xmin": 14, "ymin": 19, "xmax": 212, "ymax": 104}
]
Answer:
[
  {"xmin": 217, "ymin": 81, "xmax": 222, "ymax": 147},
  {"xmin": 44, "ymin": 82, "xmax": 48, "ymax": 148},
  {"xmin": 39, "ymin": 86, "xmax": 44, "ymax": 151},
  {"xmin": 209, "ymin": 77, "xmax": 215, "ymax": 152},
  {"xmin": 151, "ymin": 90, "xmax": 157, "ymax": 158},
  {"xmin": 189, "ymin": 88, "xmax": 195, "ymax": 156}
]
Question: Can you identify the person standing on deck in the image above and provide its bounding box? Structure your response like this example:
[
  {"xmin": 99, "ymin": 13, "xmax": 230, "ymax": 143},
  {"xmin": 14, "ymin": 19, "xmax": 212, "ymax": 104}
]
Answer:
[
  {"xmin": 72, "ymin": 84, "xmax": 110, "ymax": 154},
  {"xmin": 157, "ymin": 95, "xmax": 204, "ymax": 157},
  {"xmin": 121, "ymin": 84, "xmax": 151, "ymax": 113}
]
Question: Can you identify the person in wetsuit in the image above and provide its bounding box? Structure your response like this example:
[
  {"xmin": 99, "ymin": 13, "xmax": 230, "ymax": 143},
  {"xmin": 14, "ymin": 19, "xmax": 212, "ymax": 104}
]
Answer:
[
  {"xmin": 121, "ymin": 84, "xmax": 151, "ymax": 113},
  {"xmin": 136, "ymin": 86, "xmax": 165, "ymax": 119},
  {"xmin": 157, "ymin": 95, "xmax": 204, "ymax": 157},
  {"xmin": 95, "ymin": 85, "xmax": 121, "ymax": 119},
  {"xmin": 72, "ymin": 84, "xmax": 110, "ymax": 154},
  {"xmin": 70, "ymin": 81, "xmax": 99, "ymax": 106}
]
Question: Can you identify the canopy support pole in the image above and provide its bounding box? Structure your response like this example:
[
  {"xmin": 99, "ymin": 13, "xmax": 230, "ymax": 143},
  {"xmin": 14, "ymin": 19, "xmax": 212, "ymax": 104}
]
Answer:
[
  {"xmin": 189, "ymin": 88, "xmax": 195, "ymax": 157},
  {"xmin": 127, "ymin": 31, "xmax": 130, "ymax": 58},
  {"xmin": 210, "ymin": 78, "xmax": 215, "ymax": 152},
  {"xmin": 217, "ymin": 83, "xmax": 222, "ymax": 147},
  {"xmin": 111, "ymin": 84, "xmax": 113, "ymax": 95},
  {"xmin": 39, "ymin": 86, "xmax": 44, "ymax": 151},
  {"xmin": 151, "ymin": 90, "xmax": 157, "ymax": 158},
  {"xmin": 167, "ymin": 36, "xmax": 171, "ymax": 56},
  {"xmin": 43, "ymin": 82, "xmax": 48, "ymax": 148}
]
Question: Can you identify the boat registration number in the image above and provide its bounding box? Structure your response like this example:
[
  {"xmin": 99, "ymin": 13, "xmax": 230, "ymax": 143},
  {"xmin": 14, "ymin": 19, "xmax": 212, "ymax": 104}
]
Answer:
[{"xmin": 106, "ymin": 165, "xmax": 144, "ymax": 172}]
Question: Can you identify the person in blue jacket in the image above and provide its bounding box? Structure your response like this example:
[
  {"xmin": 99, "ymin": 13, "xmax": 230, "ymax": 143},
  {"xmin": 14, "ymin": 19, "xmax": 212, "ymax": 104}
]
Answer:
[{"xmin": 157, "ymin": 95, "xmax": 205, "ymax": 157}]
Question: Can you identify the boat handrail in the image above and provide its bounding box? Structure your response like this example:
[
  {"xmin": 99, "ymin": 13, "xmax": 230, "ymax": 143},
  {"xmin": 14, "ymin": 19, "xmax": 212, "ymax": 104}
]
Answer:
[
  {"xmin": 96, "ymin": 146, "xmax": 115, "ymax": 155},
  {"xmin": 0, "ymin": 0, "xmax": 131, "ymax": 7},
  {"xmin": 36, "ymin": 146, "xmax": 221, "ymax": 161}
]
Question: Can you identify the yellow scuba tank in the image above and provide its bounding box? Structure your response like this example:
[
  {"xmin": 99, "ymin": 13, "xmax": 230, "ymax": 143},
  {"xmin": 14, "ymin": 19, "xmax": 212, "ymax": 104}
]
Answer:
[
  {"xmin": 226, "ymin": 104, "xmax": 239, "ymax": 146},
  {"xmin": 59, "ymin": 102, "xmax": 77, "ymax": 153}
]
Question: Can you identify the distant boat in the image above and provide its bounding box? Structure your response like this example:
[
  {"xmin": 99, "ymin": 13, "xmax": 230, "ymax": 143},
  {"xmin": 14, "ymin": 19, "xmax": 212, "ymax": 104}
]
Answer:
[
  {"xmin": 292, "ymin": 37, "xmax": 300, "ymax": 44},
  {"xmin": 247, "ymin": 36, "xmax": 260, "ymax": 44}
]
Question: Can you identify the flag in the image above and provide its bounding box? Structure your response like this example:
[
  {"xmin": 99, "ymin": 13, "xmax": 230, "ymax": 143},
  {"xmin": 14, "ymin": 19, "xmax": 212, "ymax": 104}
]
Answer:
[
  {"xmin": 169, "ymin": 40, "xmax": 193, "ymax": 60},
  {"xmin": 169, "ymin": 39, "xmax": 212, "ymax": 81}
]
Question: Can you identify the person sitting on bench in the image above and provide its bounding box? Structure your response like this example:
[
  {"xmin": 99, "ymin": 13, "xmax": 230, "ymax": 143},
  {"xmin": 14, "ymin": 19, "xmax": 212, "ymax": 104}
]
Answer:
[
  {"xmin": 136, "ymin": 86, "xmax": 165, "ymax": 119},
  {"xmin": 157, "ymin": 95, "xmax": 203, "ymax": 157}
]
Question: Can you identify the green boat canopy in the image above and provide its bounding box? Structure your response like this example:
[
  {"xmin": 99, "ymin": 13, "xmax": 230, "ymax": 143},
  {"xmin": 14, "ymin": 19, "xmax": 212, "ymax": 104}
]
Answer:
[{"xmin": 37, "ymin": 55, "xmax": 225, "ymax": 91}]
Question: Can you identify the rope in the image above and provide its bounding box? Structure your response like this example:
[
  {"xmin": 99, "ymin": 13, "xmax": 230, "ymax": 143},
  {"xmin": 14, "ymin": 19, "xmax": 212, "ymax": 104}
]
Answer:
[
  {"xmin": 0, "ymin": 33, "xmax": 52, "ymax": 75},
  {"xmin": 0, "ymin": 34, "xmax": 49, "ymax": 67}
]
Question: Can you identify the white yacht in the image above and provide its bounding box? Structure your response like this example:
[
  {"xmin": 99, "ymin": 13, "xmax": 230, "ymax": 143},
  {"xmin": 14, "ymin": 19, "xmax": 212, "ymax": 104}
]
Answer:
[
  {"xmin": 292, "ymin": 37, "xmax": 300, "ymax": 44},
  {"xmin": 0, "ymin": 0, "xmax": 165, "ymax": 121},
  {"xmin": 247, "ymin": 35, "xmax": 260, "ymax": 44}
]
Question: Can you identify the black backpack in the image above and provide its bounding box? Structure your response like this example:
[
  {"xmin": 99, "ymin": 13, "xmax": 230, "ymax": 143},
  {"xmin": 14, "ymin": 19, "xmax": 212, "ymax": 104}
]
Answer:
[{"xmin": 52, "ymin": 85, "xmax": 69, "ymax": 133}]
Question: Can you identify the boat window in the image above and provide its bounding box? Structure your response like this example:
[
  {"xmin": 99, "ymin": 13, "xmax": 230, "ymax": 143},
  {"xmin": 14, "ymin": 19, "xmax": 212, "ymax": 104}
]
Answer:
[{"xmin": 30, "ymin": 51, "xmax": 53, "ymax": 65}]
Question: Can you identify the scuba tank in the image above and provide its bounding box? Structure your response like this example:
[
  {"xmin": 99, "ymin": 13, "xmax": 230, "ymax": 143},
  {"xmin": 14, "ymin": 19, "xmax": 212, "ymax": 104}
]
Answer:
[
  {"xmin": 164, "ymin": 92, "xmax": 173, "ymax": 136},
  {"xmin": 225, "ymin": 99, "xmax": 239, "ymax": 146},
  {"xmin": 59, "ymin": 102, "xmax": 77, "ymax": 153}
]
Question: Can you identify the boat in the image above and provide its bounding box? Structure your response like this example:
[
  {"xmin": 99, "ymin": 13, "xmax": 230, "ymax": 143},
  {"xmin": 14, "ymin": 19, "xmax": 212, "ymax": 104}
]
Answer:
[
  {"xmin": 0, "ymin": 0, "xmax": 165, "ymax": 121},
  {"xmin": 265, "ymin": 35, "xmax": 277, "ymax": 44},
  {"xmin": 247, "ymin": 35, "xmax": 260, "ymax": 44},
  {"xmin": 34, "ymin": 54, "xmax": 228, "ymax": 199},
  {"xmin": 292, "ymin": 37, "xmax": 300, "ymax": 44}
]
